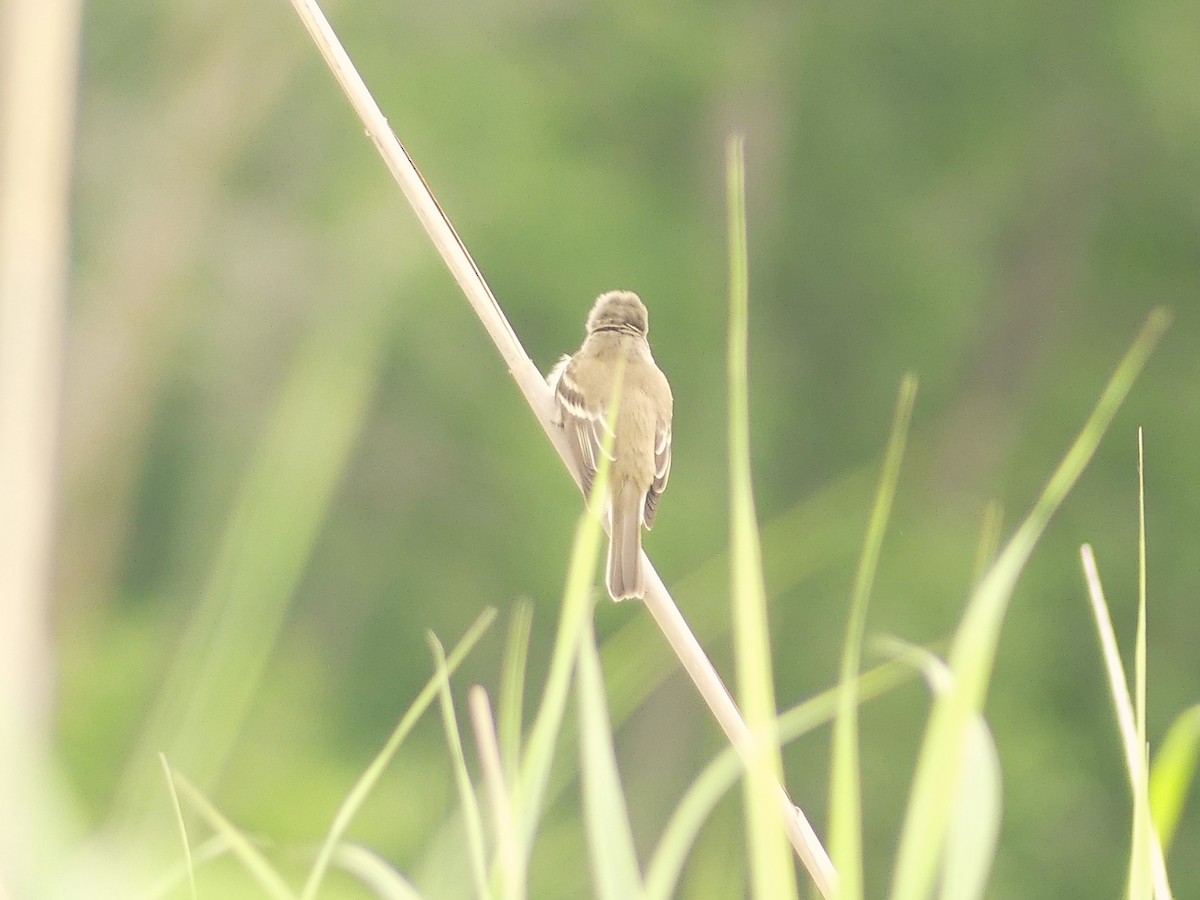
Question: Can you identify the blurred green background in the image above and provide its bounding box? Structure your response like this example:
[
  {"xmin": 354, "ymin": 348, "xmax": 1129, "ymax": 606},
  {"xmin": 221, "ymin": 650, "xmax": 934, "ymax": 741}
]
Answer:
[{"xmin": 55, "ymin": 0, "xmax": 1197, "ymax": 896}]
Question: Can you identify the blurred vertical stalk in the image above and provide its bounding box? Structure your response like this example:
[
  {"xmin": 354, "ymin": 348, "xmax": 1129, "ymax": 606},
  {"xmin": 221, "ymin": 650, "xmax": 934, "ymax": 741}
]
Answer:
[{"xmin": 0, "ymin": 0, "xmax": 83, "ymax": 889}]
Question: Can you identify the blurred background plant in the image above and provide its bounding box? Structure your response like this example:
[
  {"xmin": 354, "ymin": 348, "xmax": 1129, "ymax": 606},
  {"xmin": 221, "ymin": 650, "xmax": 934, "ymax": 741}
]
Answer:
[{"xmin": 3, "ymin": 0, "xmax": 1198, "ymax": 896}]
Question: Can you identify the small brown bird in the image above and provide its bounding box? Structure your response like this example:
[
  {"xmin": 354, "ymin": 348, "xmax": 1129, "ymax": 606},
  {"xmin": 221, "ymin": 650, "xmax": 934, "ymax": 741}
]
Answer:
[{"xmin": 549, "ymin": 291, "xmax": 673, "ymax": 600}]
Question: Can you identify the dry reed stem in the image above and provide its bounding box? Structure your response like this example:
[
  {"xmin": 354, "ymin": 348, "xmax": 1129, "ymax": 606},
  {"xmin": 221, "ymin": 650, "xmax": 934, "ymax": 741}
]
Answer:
[
  {"xmin": 284, "ymin": 0, "xmax": 835, "ymax": 892},
  {"xmin": 0, "ymin": 0, "xmax": 84, "ymax": 889}
]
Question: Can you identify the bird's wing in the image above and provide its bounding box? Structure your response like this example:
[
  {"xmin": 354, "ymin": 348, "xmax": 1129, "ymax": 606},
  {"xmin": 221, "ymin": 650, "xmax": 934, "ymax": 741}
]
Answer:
[
  {"xmin": 552, "ymin": 356, "xmax": 614, "ymax": 499},
  {"xmin": 643, "ymin": 417, "xmax": 671, "ymax": 529}
]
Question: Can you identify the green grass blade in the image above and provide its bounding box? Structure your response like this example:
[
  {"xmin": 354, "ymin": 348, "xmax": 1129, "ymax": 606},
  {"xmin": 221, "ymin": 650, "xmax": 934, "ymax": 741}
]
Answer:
[
  {"xmin": 1134, "ymin": 429, "xmax": 1151, "ymax": 894},
  {"xmin": 302, "ymin": 608, "xmax": 497, "ymax": 900},
  {"xmin": 576, "ymin": 614, "xmax": 643, "ymax": 899},
  {"xmin": 970, "ymin": 501, "xmax": 1004, "ymax": 586},
  {"xmin": 499, "ymin": 600, "xmax": 534, "ymax": 787},
  {"xmin": 332, "ymin": 842, "xmax": 426, "ymax": 900},
  {"xmin": 1149, "ymin": 704, "xmax": 1200, "ymax": 853},
  {"xmin": 167, "ymin": 766, "xmax": 296, "ymax": 900},
  {"xmin": 158, "ymin": 754, "xmax": 197, "ymax": 900},
  {"xmin": 890, "ymin": 309, "xmax": 1170, "ymax": 900},
  {"xmin": 874, "ymin": 638, "xmax": 1002, "ymax": 900},
  {"xmin": 468, "ymin": 687, "xmax": 524, "ymax": 900},
  {"xmin": 134, "ymin": 835, "xmax": 235, "ymax": 900},
  {"xmin": 1081, "ymin": 547, "xmax": 1173, "ymax": 900},
  {"xmin": 644, "ymin": 662, "xmax": 911, "ymax": 900},
  {"xmin": 428, "ymin": 634, "xmax": 492, "ymax": 900},
  {"xmin": 829, "ymin": 374, "xmax": 917, "ymax": 900},
  {"xmin": 937, "ymin": 717, "xmax": 1001, "ymax": 900},
  {"xmin": 1136, "ymin": 429, "xmax": 1148, "ymax": 751},
  {"xmin": 726, "ymin": 131, "xmax": 800, "ymax": 900},
  {"xmin": 1081, "ymin": 546, "xmax": 1148, "ymax": 900}
]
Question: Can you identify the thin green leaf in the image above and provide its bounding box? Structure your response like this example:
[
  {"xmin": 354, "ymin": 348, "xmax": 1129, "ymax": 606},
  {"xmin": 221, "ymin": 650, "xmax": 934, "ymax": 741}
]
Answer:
[
  {"xmin": 726, "ymin": 130, "xmax": 800, "ymax": 900},
  {"xmin": 938, "ymin": 719, "xmax": 1002, "ymax": 900},
  {"xmin": 1134, "ymin": 429, "xmax": 1151, "ymax": 895},
  {"xmin": 874, "ymin": 638, "xmax": 1002, "ymax": 900},
  {"xmin": 830, "ymin": 374, "xmax": 917, "ymax": 900},
  {"xmin": 1149, "ymin": 704, "xmax": 1200, "ymax": 853},
  {"xmin": 332, "ymin": 842, "xmax": 425, "ymax": 900},
  {"xmin": 134, "ymin": 835, "xmax": 235, "ymax": 900},
  {"xmin": 428, "ymin": 634, "xmax": 491, "ymax": 900},
  {"xmin": 1136, "ymin": 429, "xmax": 1148, "ymax": 750},
  {"xmin": 168, "ymin": 767, "xmax": 295, "ymax": 900},
  {"xmin": 1081, "ymin": 547, "xmax": 1173, "ymax": 900},
  {"xmin": 469, "ymin": 687, "xmax": 523, "ymax": 900},
  {"xmin": 498, "ymin": 600, "xmax": 534, "ymax": 787},
  {"xmin": 576, "ymin": 614, "xmax": 643, "ymax": 899},
  {"xmin": 970, "ymin": 501, "xmax": 1003, "ymax": 587},
  {"xmin": 158, "ymin": 754, "xmax": 197, "ymax": 900}
]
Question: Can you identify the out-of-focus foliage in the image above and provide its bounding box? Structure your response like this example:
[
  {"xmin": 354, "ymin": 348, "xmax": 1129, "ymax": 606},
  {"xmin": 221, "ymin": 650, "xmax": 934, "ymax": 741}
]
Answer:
[{"xmin": 56, "ymin": 0, "xmax": 1198, "ymax": 897}]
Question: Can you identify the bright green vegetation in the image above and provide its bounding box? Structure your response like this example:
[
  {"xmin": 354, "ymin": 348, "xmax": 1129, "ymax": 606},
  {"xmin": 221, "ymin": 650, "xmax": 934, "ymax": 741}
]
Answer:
[{"xmin": 18, "ymin": 0, "xmax": 1200, "ymax": 897}]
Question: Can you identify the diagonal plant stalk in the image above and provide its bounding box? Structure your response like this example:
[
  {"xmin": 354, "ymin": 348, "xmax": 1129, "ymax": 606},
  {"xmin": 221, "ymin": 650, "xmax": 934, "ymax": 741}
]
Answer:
[{"xmin": 283, "ymin": 0, "xmax": 834, "ymax": 890}]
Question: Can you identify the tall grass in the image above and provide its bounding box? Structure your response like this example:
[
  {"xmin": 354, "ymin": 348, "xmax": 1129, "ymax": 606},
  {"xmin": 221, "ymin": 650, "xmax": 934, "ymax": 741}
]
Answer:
[
  {"xmin": 725, "ymin": 132, "xmax": 801, "ymax": 900},
  {"xmin": 134, "ymin": 315, "xmax": 1190, "ymax": 898},
  {"xmin": 4, "ymin": 0, "xmax": 1197, "ymax": 896},
  {"xmin": 890, "ymin": 310, "xmax": 1169, "ymax": 900}
]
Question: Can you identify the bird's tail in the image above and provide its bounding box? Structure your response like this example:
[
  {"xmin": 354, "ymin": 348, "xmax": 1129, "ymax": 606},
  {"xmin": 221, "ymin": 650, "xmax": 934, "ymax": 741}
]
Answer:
[{"xmin": 606, "ymin": 480, "xmax": 644, "ymax": 600}]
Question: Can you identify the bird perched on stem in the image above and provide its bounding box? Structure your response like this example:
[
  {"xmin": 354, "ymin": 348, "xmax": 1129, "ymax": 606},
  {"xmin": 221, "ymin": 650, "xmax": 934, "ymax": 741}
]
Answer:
[{"xmin": 549, "ymin": 290, "xmax": 673, "ymax": 600}]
